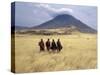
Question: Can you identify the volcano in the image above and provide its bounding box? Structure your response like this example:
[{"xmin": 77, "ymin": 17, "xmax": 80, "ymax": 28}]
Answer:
[{"xmin": 33, "ymin": 14, "xmax": 96, "ymax": 33}]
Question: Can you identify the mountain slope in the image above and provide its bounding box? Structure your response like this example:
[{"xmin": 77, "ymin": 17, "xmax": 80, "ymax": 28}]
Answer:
[{"xmin": 33, "ymin": 14, "xmax": 96, "ymax": 33}]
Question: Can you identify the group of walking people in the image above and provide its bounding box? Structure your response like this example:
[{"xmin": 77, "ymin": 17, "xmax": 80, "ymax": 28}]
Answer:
[{"xmin": 38, "ymin": 39, "xmax": 63, "ymax": 52}]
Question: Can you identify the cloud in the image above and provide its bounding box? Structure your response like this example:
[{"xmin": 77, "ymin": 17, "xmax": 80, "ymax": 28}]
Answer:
[{"xmin": 35, "ymin": 4, "xmax": 73, "ymax": 16}]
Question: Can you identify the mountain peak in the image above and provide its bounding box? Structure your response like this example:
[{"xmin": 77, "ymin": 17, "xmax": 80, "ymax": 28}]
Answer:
[{"xmin": 54, "ymin": 14, "xmax": 72, "ymax": 20}]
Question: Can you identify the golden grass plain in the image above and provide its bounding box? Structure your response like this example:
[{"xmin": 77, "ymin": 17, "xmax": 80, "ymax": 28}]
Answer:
[{"xmin": 14, "ymin": 33, "xmax": 97, "ymax": 73}]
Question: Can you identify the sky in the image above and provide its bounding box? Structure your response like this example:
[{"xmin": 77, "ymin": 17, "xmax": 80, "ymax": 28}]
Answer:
[{"xmin": 14, "ymin": 2, "xmax": 97, "ymax": 30}]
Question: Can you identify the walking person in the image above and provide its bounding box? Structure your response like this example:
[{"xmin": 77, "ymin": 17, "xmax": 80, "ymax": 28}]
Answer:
[
  {"xmin": 38, "ymin": 39, "xmax": 45, "ymax": 52},
  {"xmin": 46, "ymin": 39, "xmax": 51, "ymax": 51},
  {"xmin": 51, "ymin": 39, "xmax": 57, "ymax": 52},
  {"xmin": 57, "ymin": 39, "xmax": 63, "ymax": 52}
]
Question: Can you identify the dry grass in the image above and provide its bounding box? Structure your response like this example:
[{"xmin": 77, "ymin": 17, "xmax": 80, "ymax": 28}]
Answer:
[{"xmin": 14, "ymin": 33, "xmax": 97, "ymax": 73}]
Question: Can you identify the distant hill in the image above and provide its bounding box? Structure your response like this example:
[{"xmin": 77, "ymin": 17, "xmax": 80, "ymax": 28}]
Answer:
[
  {"xmin": 12, "ymin": 26, "xmax": 29, "ymax": 31},
  {"xmin": 32, "ymin": 14, "xmax": 96, "ymax": 33},
  {"xmin": 11, "ymin": 26, "xmax": 29, "ymax": 34}
]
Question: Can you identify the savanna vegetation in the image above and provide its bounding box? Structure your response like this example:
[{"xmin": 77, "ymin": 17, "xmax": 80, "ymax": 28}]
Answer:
[{"xmin": 14, "ymin": 33, "xmax": 97, "ymax": 73}]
